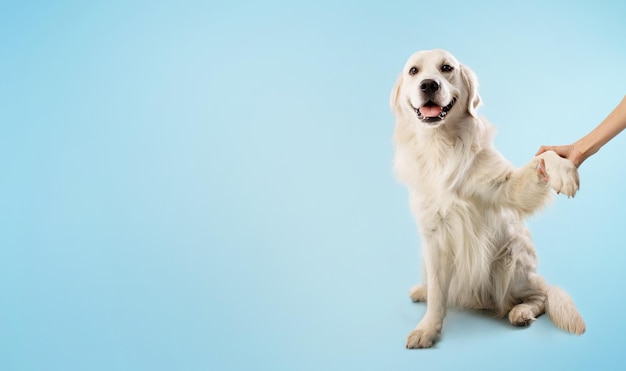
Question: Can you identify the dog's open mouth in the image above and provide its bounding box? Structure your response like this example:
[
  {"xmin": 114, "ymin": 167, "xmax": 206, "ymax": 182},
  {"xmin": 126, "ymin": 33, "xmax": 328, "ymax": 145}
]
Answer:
[{"xmin": 415, "ymin": 98, "xmax": 457, "ymax": 123}]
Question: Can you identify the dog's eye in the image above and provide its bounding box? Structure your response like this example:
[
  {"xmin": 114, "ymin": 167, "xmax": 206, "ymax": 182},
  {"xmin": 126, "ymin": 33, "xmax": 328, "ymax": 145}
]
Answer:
[
  {"xmin": 409, "ymin": 67, "xmax": 418, "ymax": 75},
  {"xmin": 441, "ymin": 64, "xmax": 454, "ymax": 72}
]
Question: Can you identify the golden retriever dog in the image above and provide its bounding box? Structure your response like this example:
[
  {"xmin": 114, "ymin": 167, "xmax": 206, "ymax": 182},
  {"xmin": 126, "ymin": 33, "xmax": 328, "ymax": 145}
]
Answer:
[{"xmin": 390, "ymin": 49, "xmax": 585, "ymax": 349}]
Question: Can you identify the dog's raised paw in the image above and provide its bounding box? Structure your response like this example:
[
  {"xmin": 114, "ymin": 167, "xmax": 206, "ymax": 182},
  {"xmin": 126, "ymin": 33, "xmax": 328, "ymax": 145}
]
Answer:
[{"xmin": 538, "ymin": 151, "xmax": 579, "ymax": 197}]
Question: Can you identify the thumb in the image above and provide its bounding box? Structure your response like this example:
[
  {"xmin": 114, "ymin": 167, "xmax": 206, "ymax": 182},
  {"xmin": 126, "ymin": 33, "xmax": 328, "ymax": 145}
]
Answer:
[{"xmin": 535, "ymin": 145, "xmax": 554, "ymax": 156}]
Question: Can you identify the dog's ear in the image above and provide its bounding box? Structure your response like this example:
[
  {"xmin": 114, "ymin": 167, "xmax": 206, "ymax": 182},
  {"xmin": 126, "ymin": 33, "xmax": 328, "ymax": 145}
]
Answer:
[
  {"xmin": 389, "ymin": 73, "xmax": 403, "ymax": 114},
  {"xmin": 460, "ymin": 64, "xmax": 482, "ymax": 117}
]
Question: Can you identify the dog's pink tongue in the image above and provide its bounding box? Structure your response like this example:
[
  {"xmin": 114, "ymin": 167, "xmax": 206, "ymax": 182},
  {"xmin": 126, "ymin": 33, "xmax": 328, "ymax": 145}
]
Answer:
[{"xmin": 421, "ymin": 106, "xmax": 442, "ymax": 117}]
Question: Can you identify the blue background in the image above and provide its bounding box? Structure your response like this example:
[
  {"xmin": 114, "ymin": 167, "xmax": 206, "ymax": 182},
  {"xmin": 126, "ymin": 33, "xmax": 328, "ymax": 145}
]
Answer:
[{"xmin": 1, "ymin": 1, "xmax": 626, "ymax": 370}]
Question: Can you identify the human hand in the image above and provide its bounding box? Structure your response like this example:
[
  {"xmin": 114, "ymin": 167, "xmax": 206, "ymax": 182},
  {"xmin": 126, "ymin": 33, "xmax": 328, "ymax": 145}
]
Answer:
[{"xmin": 535, "ymin": 144, "xmax": 583, "ymax": 168}]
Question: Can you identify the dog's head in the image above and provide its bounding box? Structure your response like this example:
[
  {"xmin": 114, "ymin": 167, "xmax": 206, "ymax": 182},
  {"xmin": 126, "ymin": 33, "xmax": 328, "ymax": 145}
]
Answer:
[{"xmin": 390, "ymin": 49, "xmax": 482, "ymax": 128}]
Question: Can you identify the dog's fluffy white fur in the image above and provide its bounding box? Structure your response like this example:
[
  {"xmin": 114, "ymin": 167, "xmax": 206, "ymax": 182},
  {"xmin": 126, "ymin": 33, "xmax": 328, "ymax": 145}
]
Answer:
[{"xmin": 390, "ymin": 49, "xmax": 585, "ymax": 349}]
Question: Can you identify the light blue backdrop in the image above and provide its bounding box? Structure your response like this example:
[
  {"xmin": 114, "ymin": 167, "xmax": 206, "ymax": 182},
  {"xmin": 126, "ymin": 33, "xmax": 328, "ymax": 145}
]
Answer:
[{"xmin": 1, "ymin": 1, "xmax": 625, "ymax": 370}]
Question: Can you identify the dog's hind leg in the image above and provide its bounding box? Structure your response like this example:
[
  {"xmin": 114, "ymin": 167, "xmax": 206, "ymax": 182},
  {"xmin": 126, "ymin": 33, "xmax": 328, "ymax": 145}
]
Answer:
[
  {"xmin": 508, "ymin": 294, "xmax": 545, "ymax": 327},
  {"xmin": 409, "ymin": 284, "xmax": 427, "ymax": 302},
  {"xmin": 507, "ymin": 274, "xmax": 546, "ymax": 327}
]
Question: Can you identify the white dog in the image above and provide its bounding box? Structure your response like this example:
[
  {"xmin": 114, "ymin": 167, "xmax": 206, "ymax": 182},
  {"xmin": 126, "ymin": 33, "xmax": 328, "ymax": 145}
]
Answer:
[{"xmin": 390, "ymin": 49, "xmax": 585, "ymax": 349}]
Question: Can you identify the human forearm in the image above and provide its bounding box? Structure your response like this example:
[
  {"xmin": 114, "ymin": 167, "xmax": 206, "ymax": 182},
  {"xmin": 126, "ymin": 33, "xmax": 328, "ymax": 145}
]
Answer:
[
  {"xmin": 573, "ymin": 95, "xmax": 626, "ymax": 166},
  {"xmin": 537, "ymin": 95, "xmax": 626, "ymax": 167}
]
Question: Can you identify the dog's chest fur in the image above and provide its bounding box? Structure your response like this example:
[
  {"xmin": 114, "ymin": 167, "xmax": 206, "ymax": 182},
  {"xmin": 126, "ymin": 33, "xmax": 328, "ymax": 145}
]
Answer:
[
  {"xmin": 394, "ymin": 120, "xmax": 522, "ymax": 308},
  {"xmin": 394, "ymin": 119, "xmax": 485, "ymax": 196}
]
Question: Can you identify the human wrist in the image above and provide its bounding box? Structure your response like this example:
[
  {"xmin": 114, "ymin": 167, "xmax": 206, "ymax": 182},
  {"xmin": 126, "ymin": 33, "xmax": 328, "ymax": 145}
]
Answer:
[{"xmin": 572, "ymin": 138, "xmax": 598, "ymax": 167}]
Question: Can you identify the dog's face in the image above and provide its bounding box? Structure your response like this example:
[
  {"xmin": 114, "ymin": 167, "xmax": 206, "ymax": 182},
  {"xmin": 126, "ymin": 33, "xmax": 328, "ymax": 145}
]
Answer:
[{"xmin": 390, "ymin": 49, "xmax": 481, "ymax": 128}]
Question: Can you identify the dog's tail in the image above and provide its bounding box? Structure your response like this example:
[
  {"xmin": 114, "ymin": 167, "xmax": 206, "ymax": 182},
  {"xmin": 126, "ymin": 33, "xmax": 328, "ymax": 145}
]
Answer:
[{"xmin": 545, "ymin": 286, "xmax": 586, "ymax": 335}]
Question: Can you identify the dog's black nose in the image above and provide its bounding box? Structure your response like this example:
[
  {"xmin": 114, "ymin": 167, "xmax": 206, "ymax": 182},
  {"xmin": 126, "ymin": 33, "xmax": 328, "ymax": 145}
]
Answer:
[{"xmin": 420, "ymin": 79, "xmax": 439, "ymax": 94}]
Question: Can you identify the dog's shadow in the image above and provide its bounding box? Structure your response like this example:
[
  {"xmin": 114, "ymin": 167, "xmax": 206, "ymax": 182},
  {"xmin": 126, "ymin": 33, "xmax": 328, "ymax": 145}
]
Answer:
[
  {"xmin": 447, "ymin": 307, "xmax": 537, "ymax": 330},
  {"xmin": 403, "ymin": 301, "xmax": 545, "ymax": 347}
]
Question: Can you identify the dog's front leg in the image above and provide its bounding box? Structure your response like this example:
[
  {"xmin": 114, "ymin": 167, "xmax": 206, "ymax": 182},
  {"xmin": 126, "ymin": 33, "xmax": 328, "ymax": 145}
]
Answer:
[{"xmin": 406, "ymin": 243, "xmax": 452, "ymax": 349}]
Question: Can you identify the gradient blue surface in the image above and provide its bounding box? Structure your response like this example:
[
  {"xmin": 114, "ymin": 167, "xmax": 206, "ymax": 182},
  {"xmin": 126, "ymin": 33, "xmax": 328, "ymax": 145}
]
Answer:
[{"xmin": 1, "ymin": 1, "xmax": 626, "ymax": 370}]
